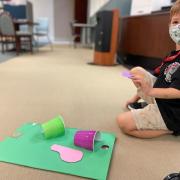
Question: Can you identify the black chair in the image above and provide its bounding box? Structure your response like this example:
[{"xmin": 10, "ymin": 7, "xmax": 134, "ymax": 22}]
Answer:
[
  {"xmin": 70, "ymin": 20, "xmax": 80, "ymax": 48},
  {"xmin": 0, "ymin": 12, "xmax": 33, "ymax": 55}
]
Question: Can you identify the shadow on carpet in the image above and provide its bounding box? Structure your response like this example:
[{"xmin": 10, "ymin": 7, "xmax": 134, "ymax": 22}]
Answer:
[{"xmin": 0, "ymin": 53, "xmax": 16, "ymax": 63}]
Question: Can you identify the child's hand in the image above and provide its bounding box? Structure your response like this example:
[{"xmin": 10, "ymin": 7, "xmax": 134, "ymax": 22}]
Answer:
[
  {"xmin": 131, "ymin": 75, "xmax": 152, "ymax": 95},
  {"xmin": 125, "ymin": 99, "xmax": 136, "ymax": 109},
  {"xmin": 125, "ymin": 95, "xmax": 140, "ymax": 109},
  {"xmin": 130, "ymin": 74, "xmax": 142, "ymax": 86},
  {"xmin": 129, "ymin": 69, "xmax": 145, "ymax": 87}
]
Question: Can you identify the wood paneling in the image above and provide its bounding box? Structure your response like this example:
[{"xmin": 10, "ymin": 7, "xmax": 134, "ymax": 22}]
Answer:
[{"xmin": 119, "ymin": 12, "xmax": 175, "ymax": 59}]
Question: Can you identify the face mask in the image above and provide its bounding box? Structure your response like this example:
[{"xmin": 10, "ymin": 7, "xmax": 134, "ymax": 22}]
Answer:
[{"xmin": 169, "ymin": 24, "xmax": 180, "ymax": 44}]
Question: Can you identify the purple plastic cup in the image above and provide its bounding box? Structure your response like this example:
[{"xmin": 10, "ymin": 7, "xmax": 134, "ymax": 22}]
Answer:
[{"xmin": 74, "ymin": 130, "xmax": 101, "ymax": 151}]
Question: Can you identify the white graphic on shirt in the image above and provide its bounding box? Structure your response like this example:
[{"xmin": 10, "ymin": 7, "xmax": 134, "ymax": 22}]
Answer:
[{"xmin": 164, "ymin": 62, "xmax": 180, "ymax": 83}]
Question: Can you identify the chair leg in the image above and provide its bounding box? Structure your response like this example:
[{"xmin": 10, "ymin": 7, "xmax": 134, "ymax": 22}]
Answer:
[
  {"xmin": 74, "ymin": 42, "xmax": 76, "ymax": 48},
  {"xmin": 73, "ymin": 38, "xmax": 77, "ymax": 48},
  {"xmin": 47, "ymin": 35, "xmax": 53, "ymax": 51},
  {"xmin": 34, "ymin": 37, "xmax": 38, "ymax": 52},
  {"xmin": 36, "ymin": 36, "xmax": 39, "ymax": 52},
  {"xmin": 5, "ymin": 42, "xmax": 8, "ymax": 51},
  {"xmin": 2, "ymin": 37, "xmax": 7, "ymax": 54},
  {"xmin": 29, "ymin": 36, "xmax": 33, "ymax": 54},
  {"xmin": 2, "ymin": 42, "xmax": 5, "ymax": 54},
  {"xmin": 15, "ymin": 37, "xmax": 20, "ymax": 55}
]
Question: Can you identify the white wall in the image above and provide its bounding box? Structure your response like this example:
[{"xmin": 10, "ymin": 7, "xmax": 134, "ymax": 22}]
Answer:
[
  {"xmin": 29, "ymin": 0, "xmax": 74, "ymax": 43},
  {"xmin": 152, "ymin": 0, "xmax": 171, "ymax": 11},
  {"xmin": 54, "ymin": 0, "xmax": 74, "ymax": 44},
  {"xmin": 89, "ymin": 0, "xmax": 110, "ymax": 17},
  {"xmin": 29, "ymin": 0, "xmax": 54, "ymax": 41},
  {"xmin": 130, "ymin": 0, "xmax": 172, "ymax": 15}
]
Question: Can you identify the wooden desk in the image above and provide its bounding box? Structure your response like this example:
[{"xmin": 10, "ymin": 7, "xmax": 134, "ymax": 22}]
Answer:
[
  {"xmin": 13, "ymin": 19, "xmax": 38, "ymax": 31},
  {"xmin": 13, "ymin": 19, "xmax": 34, "ymax": 25},
  {"xmin": 119, "ymin": 12, "xmax": 175, "ymax": 69}
]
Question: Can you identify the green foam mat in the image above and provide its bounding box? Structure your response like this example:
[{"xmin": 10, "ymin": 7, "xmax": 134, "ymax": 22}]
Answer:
[{"xmin": 0, "ymin": 123, "xmax": 116, "ymax": 180}]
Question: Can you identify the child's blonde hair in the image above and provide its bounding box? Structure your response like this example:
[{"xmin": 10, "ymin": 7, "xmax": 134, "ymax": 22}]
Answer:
[{"xmin": 170, "ymin": 0, "xmax": 180, "ymax": 19}]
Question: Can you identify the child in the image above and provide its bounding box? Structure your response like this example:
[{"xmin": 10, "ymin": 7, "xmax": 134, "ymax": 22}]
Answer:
[{"xmin": 117, "ymin": 0, "xmax": 180, "ymax": 138}]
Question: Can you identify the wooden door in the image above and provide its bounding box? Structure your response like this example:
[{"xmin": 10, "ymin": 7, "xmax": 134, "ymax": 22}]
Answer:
[
  {"xmin": 74, "ymin": 0, "xmax": 88, "ymax": 41},
  {"xmin": 74, "ymin": 0, "xmax": 88, "ymax": 23}
]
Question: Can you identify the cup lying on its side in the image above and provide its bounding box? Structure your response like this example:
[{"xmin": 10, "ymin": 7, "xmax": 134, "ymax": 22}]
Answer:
[
  {"xmin": 41, "ymin": 116, "xmax": 65, "ymax": 139},
  {"xmin": 74, "ymin": 130, "xmax": 101, "ymax": 151}
]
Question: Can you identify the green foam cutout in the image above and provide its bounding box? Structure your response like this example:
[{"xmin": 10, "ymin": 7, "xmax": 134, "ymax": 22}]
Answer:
[{"xmin": 0, "ymin": 123, "xmax": 116, "ymax": 180}]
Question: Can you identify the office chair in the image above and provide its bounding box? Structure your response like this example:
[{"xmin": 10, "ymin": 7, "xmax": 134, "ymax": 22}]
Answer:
[
  {"xmin": 0, "ymin": 12, "xmax": 33, "ymax": 55},
  {"xmin": 70, "ymin": 20, "xmax": 80, "ymax": 48}
]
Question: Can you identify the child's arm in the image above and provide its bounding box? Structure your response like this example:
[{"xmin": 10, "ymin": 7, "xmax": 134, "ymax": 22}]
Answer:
[
  {"xmin": 131, "ymin": 75, "xmax": 180, "ymax": 99},
  {"xmin": 126, "ymin": 94, "xmax": 141, "ymax": 103},
  {"xmin": 125, "ymin": 94, "xmax": 141, "ymax": 108},
  {"xmin": 147, "ymin": 88, "xmax": 180, "ymax": 99}
]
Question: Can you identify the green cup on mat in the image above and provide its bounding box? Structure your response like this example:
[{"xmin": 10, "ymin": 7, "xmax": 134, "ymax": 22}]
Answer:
[{"xmin": 41, "ymin": 116, "xmax": 65, "ymax": 139}]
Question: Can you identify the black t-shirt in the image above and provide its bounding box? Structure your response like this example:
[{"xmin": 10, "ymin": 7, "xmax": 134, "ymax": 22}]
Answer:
[{"xmin": 153, "ymin": 51, "xmax": 180, "ymax": 135}]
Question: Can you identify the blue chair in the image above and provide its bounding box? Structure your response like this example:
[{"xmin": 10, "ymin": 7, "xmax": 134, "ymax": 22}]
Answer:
[{"xmin": 33, "ymin": 17, "xmax": 53, "ymax": 50}]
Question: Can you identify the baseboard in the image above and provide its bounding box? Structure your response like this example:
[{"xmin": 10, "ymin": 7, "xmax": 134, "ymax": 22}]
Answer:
[{"xmin": 53, "ymin": 40, "xmax": 72, "ymax": 45}]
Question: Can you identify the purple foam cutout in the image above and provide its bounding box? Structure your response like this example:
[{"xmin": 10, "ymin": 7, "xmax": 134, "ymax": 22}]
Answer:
[
  {"xmin": 121, "ymin": 71, "xmax": 132, "ymax": 78},
  {"xmin": 74, "ymin": 130, "xmax": 97, "ymax": 151}
]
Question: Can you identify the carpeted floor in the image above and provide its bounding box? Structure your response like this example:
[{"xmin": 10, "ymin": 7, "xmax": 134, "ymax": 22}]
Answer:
[
  {"xmin": 0, "ymin": 52, "xmax": 16, "ymax": 64},
  {"xmin": 0, "ymin": 46, "xmax": 180, "ymax": 180}
]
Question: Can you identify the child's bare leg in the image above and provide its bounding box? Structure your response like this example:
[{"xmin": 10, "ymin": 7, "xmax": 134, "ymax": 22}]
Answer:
[
  {"xmin": 128, "ymin": 129, "xmax": 172, "ymax": 138},
  {"xmin": 117, "ymin": 112, "xmax": 172, "ymax": 138}
]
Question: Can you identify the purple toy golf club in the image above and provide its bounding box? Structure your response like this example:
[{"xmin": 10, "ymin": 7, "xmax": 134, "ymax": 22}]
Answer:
[{"xmin": 121, "ymin": 71, "xmax": 132, "ymax": 78}]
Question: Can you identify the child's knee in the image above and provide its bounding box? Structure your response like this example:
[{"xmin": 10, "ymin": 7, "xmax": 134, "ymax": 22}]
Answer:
[
  {"xmin": 117, "ymin": 112, "xmax": 136, "ymax": 133},
  {"xmin": 117, "ymin": 114, "xmax": 129, "ymax": 132},
  {"xmin": 117, "ymin": 114, "xmax": 124, "ymax": 126}
]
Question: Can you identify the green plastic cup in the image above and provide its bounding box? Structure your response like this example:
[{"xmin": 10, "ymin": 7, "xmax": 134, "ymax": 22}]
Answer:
[{"xmin": 41, "ymin": 116, "xmax": 65, "ymax": 139}]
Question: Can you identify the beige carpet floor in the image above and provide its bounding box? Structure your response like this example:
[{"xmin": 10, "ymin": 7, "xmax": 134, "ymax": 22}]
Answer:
[{"xmin": 0, "ymin": 46, "xmax": 180, "ymax": 180}]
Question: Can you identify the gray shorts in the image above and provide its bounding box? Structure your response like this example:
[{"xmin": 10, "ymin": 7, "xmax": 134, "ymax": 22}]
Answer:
[
  {"xmin": 130, "ymin": 67, "xmax": 168, "ymax": 130},
  {"xmin": 131, "ymin": 103, "xmax": 168, "ymax": 130}
]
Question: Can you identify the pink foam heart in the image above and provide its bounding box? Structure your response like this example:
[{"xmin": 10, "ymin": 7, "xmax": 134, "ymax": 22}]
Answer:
[{"xmin": 51, "ymin": 144, "xmax": 83, "ymax": 163}]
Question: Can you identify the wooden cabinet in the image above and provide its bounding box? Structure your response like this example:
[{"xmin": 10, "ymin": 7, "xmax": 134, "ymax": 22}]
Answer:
[{"xmin": 119, "ymin": 12, "xmax": 175, "ymax": 69}]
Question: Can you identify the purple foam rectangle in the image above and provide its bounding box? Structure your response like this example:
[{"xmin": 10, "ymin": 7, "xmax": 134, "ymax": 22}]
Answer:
[{"xmin": 121, "ymin": 71, "xmax": 132, "ymax": 78}]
